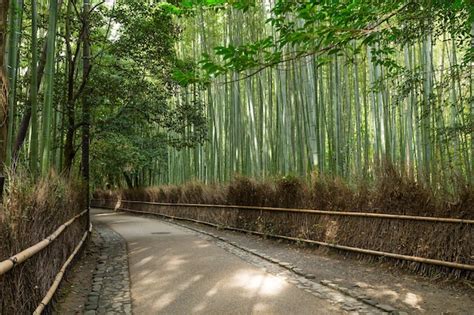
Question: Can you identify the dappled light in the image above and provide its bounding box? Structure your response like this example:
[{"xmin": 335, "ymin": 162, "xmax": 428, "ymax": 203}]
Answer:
[
  {"xmin": 129, "ymin": 246, "xmax": 151, "ymax": 256},
  {"xmin": 152, "ymin": 275, "xmax": 204, "ymax": 312},
  {"xmin": 404, "ymin": 292, "xmax": 423, "ymax": 310},
  {"xmin": 228, "ymin": 269, "xmax": 287, "ymax": 297},
  {"xmin": 91, "ymin": 209, "xmax": 342, "ymax": 314},
  {"xmin": 135, "ymin": 256, "xmax": 154, "ymax": 267},
  {"xmin": 345, "ymin": 280, "xmax": 426, "ymax": 311},
  {"xmin": 193, "ymin": 240, "xmax": 211, "ymax": 249},
  {"xmin": 164, "ymin": 255, "xmax": 187, "ymax": 272}
]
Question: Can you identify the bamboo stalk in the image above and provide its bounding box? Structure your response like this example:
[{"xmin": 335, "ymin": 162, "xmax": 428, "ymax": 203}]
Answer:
[
  {"xmin": 40, "ymin": 0, "xmax": 58, "ymax": 174},
  {"xmin": 33, "ymin": 223, "xmax": 92, "ymax": 315},
  {"xmin": 6, "ymin": 0, "xmax": 23, "ymax": 167},
  {"xmin": 161, "ymin": 2, "xmax": 472, "ymax": 188},
  {"xmin": 92, "ymin": 199, "xmax": 474, "ymax": 224},
  {"xmin": 0, "ymin": 209, "xmax": 88, "ymax": 275},
  {"xmin": 29, "ymin": 0, "xmax": 39, "ymax": 175},
  {"xmin": 100, "ymin": 205, "xmax": 474, "ymax": 271}
]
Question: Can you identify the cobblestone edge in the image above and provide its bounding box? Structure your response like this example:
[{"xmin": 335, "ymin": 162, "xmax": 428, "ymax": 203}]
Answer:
[{"xmin": 84, "ymin": 223, "xmax": 132, "ymax": 315}]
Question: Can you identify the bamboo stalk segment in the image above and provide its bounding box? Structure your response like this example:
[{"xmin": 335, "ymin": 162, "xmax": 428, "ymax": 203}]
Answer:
[
  {"xmin": 0, "ymin": 209, "xmax": 88, "ymax": 275},
  {"xmin": 33, "ymin": 223, "xmax": 92, "ymax": 315},
  {"xmin": 109, "ymin": 205, "xmax": 474, "ymax": 271},
  {"xmin": 100, "ymin": 199, "xmax": 474, "ymax": 224}
]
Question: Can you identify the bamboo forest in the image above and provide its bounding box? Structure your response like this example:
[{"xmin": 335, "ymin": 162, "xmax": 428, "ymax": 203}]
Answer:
[
  {"xmin": 167, "ymin": 1, "xmax": 473, "ymax": 186},
  {"xmin": 0, "ymin": 0, "xmax": 472, "ymax": 188},
  {"xmin": 0, "ymin": 1, "xmax": 474, "ymax": 314}
]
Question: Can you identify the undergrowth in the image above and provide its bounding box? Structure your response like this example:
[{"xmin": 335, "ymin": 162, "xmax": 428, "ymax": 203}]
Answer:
[
  {"xmin": 93, "ymin": 166, "xmax": 473, "ymax": 279},
  {"xmin": 0, "ymin": 171, "xmax": 87, "ymax": 314}
]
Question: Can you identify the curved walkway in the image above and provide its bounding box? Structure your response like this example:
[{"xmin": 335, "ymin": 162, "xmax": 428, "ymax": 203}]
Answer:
[{"xmin": 91, "ymin": 208, "xmax": 366, "ymax": 314}]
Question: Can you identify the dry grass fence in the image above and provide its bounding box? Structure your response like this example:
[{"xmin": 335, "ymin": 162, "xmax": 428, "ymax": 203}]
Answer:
[
  {"xmin": 0, "ymin": 172, "xmax": 88, "ymax": 314},
  {"xmin": 93, "ymin": 169, "xmax": 473, "ymax": 280}
]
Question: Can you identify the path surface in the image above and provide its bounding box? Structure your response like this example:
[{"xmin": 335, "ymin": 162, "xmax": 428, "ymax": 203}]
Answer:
[{"xmin": 91, "ymin": 208, "xmax": 348, "ymax": 315}]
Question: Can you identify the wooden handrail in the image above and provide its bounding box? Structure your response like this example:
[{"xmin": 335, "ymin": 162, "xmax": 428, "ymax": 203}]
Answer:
[
  {"xmin": 0, "ymin": 209, "xmax": 89, "ymax": 275},
  {"xmin": 92, "ymin": 199, "xmax": 474, "ymax": 224}
]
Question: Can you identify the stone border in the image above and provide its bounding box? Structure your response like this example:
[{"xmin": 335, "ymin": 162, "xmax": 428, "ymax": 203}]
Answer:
[{"xmin": 84, "ymin": 224, "xmax": 132, "ymax": 315}]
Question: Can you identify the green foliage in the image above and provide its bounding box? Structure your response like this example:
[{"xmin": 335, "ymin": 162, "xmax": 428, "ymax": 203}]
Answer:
[
  {"xmin": 89, "ymin": 0, "xmax": 208, "ymax": 188},
  {"xmin": 3, "ymin": 0, "xmax": 473, "ymax": 190},
  {"xmin": 191, "ymin": 0, "xmax": 473, "ymax": 76},
  {"xmin": 179, "ymin": 0, "xmax": 255, "ymax": 11},
  {"xmin": 163, "ymin": 0, "xmax": 473, "ymax": 187}
]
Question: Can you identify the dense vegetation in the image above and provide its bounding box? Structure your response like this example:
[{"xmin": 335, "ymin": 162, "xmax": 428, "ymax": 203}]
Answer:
[
  {"xmin": 0, "ymin": 0, "xmax": 472, "ymax": 195},
  {"xmin": 0, "ymin": 172, "xmax": 87, "ymax": 313},
  {"xmin": 168, "ymin": 1, "xmax": 473, "ymax": 188},
  {"xmin": 0, "ymin": 0, "xmax": 207, "ymax": 190}
]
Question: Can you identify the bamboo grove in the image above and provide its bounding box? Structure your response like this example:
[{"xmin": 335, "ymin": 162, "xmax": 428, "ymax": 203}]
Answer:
[
  {"xmin": 0, "ymin": 0, "xmax": 472, "ymax": 191},
  {"xmin": 0, "ymin": 0, "xmax": 93, "ymax": 180},
  {"xmin": 165, "ymin": 1, "xmax": 474, "ymax": 188}
]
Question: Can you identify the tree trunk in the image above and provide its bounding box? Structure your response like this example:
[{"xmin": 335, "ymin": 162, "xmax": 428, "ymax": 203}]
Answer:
[
  {"xmin": 40, "ymin": 0, "xmax": 59, "ymax": 175},
  {"xmin": 6, "ymin": 0, "xmax": 23, "ymax": 168},
  {"xmin": 0, "ymin": 0, "xmax": 9, "ymax": 170},
  {"xmin": 12, "ymin": 40, "xmax": 47, "ymax": 163},
  {"xmin": 29, "ymin": 0, "xmax": 39, "ymax": 174},
  {"xmin": 82, "ymin": 0, "xmax": 91, "ymax": 206},
  {"xmin": 63, "ymin": 105, "xmax": 75, "ymax": 171},
  {"xmin": 63, "ymin": 0, "xmax": 76, "ymax": 173},
  {"xmin": 123, "ymin": 172, "xmax": 133, "ymax": 189}
]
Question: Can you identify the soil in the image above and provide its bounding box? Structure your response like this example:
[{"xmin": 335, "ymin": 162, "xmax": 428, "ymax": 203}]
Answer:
[{"xmin": 53, "ymin": 230, "xmax": 100, "ymax": 314}]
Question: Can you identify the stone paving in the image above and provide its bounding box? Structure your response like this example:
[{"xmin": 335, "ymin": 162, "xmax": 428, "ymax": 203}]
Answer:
[{"xmin": 84, "ymin": 223, "xmax": 132, "ymax": 315}]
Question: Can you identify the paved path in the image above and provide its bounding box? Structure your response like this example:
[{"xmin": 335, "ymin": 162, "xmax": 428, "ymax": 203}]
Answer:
[{"xmin": 91, "ymin": 209, "xmax": 347, "ymax": 315}]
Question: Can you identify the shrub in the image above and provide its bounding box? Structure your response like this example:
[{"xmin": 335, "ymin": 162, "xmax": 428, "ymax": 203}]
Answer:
[{"xmin": 0, "ymin": 171, "xmax": 87, "ymax": 314}]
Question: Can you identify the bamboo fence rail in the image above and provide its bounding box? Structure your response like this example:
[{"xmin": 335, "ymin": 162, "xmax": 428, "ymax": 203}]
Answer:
[
  {"xmin": 33, "ymin": 223, "xmax": 92, "ymax": 315},
  {"xmin": 97, "ymin": 199, "xmax": 474, "ymax": 224},
  {"xmin": 0, "ymin": 208, "xmax": 88, "ymax": 275},
  {"xmin": 92, "ymin": 201, "xmax": 474, "ymax": 271}
]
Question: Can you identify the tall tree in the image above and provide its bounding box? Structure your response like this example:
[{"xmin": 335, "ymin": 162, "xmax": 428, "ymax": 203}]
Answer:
[
  {"xmin": 0, "ymin": 0, "xmax": 8, "ymax": 173},
  {"xmin": 40, "ymin": 0, "xmax": 59, "ymax": 175},
  {"xmin": 6, "ymin": 0, "xmax": 22, "ymax": 168},
  {"xmin": 29, "ymin": 0, "xmax": 38, "ymax": 174},
  {"xmin": 82, "ymin": 0, "xmax": 91, "ymax": 202}
]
